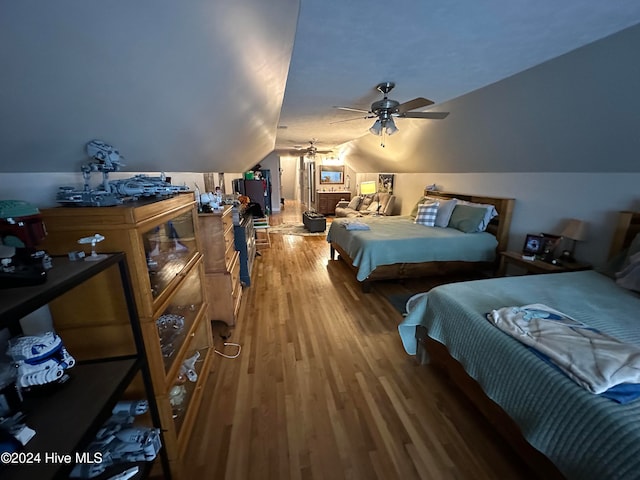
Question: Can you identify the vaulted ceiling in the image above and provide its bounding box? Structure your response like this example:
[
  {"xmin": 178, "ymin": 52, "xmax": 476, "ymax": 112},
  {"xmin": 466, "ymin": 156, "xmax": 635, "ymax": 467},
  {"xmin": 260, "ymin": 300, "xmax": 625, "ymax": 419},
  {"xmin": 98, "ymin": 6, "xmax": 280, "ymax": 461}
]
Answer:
[{"xmin": 1, "ymin": 1, "xmax": 640, "ymax": 174}]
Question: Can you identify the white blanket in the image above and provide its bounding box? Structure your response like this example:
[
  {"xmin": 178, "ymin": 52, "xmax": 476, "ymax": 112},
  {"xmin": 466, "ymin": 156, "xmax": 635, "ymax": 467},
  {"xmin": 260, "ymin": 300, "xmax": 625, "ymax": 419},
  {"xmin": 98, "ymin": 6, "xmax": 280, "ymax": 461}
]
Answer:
[{"xmin": 487, "ymin": 304, "xmax": 640, "ymax": 394}]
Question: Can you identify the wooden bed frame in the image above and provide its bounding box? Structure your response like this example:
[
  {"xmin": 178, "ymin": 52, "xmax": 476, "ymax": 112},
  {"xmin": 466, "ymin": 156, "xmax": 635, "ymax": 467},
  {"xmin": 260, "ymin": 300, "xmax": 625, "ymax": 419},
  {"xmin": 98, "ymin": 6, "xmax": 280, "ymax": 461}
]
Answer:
[
  {"xmin": 416, "ymin": 210, "xmax": 640, "ymax": 480},
  {"xmin": 329, "ymin": 190, "xmax": 515, "ymax": 292}
]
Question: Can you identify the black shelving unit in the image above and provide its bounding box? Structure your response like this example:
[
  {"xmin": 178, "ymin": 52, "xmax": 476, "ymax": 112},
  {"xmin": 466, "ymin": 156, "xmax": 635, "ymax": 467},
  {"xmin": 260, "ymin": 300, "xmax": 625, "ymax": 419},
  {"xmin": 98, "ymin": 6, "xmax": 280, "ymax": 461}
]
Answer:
[{"xmin": 0, "ymin": 253, "xmax": 170, "ymax": 479}]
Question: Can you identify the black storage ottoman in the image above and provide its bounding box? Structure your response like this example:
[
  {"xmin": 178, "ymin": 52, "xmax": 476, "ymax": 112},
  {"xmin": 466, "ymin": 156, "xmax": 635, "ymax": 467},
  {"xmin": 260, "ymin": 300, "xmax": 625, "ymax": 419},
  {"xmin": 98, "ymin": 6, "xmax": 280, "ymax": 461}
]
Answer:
[{"xmin": 303, "ymin": 211, "xmax": 326, "ymax": 233}]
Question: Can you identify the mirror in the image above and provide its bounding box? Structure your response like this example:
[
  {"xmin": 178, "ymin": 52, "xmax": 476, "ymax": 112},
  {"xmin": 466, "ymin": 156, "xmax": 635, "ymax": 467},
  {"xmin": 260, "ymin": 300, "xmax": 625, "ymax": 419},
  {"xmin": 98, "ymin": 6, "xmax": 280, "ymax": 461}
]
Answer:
[{"xmin": 319, "ymin": 165, "xmax": 344, "ymax": 184}]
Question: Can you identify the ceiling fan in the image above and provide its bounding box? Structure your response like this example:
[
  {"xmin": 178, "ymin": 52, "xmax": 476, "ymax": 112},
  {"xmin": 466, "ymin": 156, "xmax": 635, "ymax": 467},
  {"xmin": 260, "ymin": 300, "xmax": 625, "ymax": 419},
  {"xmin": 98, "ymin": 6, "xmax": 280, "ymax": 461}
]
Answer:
[
  {"xmin": 333, "ymin": 82, "xmax": 449, "ymax": 146},
  {"xmin": 288, "ymin": 139, "xmax": 333, "ymax": 158}
]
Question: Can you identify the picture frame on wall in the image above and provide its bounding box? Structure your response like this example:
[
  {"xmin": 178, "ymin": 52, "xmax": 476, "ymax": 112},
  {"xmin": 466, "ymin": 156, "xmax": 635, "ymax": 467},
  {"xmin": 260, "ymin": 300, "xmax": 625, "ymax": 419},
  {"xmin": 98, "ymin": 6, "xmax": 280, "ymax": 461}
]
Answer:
[{"xmin": 378, "ymin": 173, "xmax": 394, "ymax": 194}]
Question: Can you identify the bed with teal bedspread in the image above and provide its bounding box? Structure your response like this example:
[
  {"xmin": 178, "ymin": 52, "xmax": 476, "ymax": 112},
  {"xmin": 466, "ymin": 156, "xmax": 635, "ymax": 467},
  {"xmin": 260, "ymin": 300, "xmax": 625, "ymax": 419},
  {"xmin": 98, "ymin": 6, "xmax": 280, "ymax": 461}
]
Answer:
[
  {"xmin": 399, "ymin": 270, "xmax": 640, "ymax": 479},
  {"xmin": 326, "ymin": 215, "xmax": 497, "ymax": 281}
]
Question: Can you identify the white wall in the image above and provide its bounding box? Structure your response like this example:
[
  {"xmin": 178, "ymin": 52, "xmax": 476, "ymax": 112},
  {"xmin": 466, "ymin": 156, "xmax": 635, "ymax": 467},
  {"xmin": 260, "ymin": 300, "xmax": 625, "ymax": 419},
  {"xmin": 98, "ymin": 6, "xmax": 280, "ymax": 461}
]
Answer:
[
  {"xmin": 385, "ymin": 172, "xmax": 640, "ymax": 268},
  {"xmin": 279, "ymin": 155, "xmax": 299, "ymax": 202},
  {"xmin": 0, "ymin": 172, "xmax": 205, "ymax": 208},
  {"xmin": 4, "ymin": 169, "xmax": 638, "ymax": 268}
]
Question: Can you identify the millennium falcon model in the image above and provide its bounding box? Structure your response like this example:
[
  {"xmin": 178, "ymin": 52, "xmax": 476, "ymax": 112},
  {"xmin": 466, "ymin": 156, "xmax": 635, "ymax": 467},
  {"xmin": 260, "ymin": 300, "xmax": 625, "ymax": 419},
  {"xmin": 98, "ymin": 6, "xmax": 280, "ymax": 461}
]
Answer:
[{"xmin": 56, "ymin": 140, "xmax": 189, "ymax": 207}]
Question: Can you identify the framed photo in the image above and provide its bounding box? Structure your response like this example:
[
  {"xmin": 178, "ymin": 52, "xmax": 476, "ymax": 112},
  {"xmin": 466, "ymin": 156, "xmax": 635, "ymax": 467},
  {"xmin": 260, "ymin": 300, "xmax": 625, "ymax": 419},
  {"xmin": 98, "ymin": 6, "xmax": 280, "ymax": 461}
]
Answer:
[
  {"xmin": 378, "ymin": 173, "xmax": 394, "ymax": 194},
  {"xmin": 522, "ymin": 234, "xmax": 544, "ymax": 256},
  {"xmin": 319, "ymin": 165, "xmax": 344, "ymax": 184}
]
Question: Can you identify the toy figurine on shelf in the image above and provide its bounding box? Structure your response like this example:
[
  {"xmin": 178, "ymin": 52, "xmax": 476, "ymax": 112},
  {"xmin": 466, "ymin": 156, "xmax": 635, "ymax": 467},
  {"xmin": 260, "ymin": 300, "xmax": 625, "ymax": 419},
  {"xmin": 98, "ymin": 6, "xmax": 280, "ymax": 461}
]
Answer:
[
  {"xmin": 70, "ymin": 399, "xmax": 162, "ymax": 479},
  {"xmin": 0, "ymin": 200, "xmax": 52, "ymax": 287},
  {"xmin": 56, "ymin": 139, "xmax": 190, "ymax": 206},
  {"xmin": 6, "ymin": 331, "xmax": 76, "ymax": 388},
  {"xmin": 77, "ymin": 233, "xmax": 108, "ymax": 262}
]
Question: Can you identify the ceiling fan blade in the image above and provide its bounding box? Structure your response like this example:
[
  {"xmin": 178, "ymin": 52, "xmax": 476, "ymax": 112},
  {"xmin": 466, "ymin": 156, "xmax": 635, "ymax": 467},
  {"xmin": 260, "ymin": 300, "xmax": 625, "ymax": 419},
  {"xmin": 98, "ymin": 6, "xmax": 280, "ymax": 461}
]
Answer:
[
  {"xmin": 330, "ymin": 115, "xmax": 375, "ymax": 124},
  {"xmin": 397, "ymin": 97, "xmax": 434, "ymax": 114},
  {"xmin": 400, "ymin": 111, "xmax": 450, "ymax": 119},
  {"xmin": 334, "ymin": 106, "xmax": 371, "ymax": 114}
]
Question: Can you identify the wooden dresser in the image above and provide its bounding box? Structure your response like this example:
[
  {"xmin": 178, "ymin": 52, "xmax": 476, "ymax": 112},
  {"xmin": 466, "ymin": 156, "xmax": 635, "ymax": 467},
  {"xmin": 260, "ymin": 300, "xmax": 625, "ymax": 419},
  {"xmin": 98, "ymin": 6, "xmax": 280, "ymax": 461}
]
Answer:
[
  {"xmin": 316, "ymin": 191, "xmax": 351, "ymax": 215},
  {"xmin": 40, "ymin": 194, "xmax": 213, "ymax": 479},
  {"xmin": 198, "ymin": 206, "xmax": 242, "ymax": 326}
]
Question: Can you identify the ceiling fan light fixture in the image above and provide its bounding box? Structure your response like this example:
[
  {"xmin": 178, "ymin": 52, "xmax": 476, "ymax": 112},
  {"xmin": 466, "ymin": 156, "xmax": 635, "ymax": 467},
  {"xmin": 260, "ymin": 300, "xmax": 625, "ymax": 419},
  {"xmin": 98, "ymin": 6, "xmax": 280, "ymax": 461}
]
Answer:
[
  {"xmin": 384, "ymin": 118, "xmax": 398, "ymax": 136},
  {"xmin": 369, "ymin": 119, "xmax": 382, "ymax": 136}
]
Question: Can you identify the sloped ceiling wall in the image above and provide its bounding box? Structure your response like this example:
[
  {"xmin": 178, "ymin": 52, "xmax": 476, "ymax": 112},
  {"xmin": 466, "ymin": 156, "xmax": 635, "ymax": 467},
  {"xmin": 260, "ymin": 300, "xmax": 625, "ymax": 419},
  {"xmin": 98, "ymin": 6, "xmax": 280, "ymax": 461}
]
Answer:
[
  {"xmin": 0, "ymin": 0, "xmax": 299, "ymax": 173},
  {"xmin": 340, "ymin": 23, "xmax": 640, "ymax": 173},
  {"xmin": 1, "ymin": 1, "xmax": 639, "ymax": 175}
]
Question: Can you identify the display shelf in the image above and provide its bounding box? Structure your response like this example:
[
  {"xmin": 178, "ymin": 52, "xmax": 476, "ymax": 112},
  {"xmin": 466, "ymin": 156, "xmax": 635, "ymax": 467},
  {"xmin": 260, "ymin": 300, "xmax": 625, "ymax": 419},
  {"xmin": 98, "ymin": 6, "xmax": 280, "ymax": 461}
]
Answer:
[
  {"xmin": 41, "ymin": 194, "xmax": 212, "ymax": 479},
  {"xmin": 2, "ymin": 358, "xmax": 139, "ymax": 480},
  {"xmin": 0, "ymin": 253, "xmax": 169, "ymax": 480},
  {"xmin": 155, "ymin": 263, "xmax": 204, "ymax": 377},
  {"xmin": 0, "ymin": 254, "xmax": 126, "ymax": 326}
]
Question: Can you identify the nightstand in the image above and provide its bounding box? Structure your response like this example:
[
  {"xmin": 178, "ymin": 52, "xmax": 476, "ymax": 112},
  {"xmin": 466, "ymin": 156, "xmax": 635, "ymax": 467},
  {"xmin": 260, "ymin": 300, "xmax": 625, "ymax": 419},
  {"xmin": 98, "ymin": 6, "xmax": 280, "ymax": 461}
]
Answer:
[{"xmin": 497, "ymin": 250, "xmax": 592, "ymax": 276}]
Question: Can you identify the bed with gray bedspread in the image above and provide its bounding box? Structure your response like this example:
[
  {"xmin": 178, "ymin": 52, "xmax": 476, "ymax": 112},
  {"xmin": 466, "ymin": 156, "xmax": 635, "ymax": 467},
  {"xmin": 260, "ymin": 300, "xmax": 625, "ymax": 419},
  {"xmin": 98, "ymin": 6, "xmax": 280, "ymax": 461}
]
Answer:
[
  {"xmin": 326, "ymin": 215, "xmax": 497, "ymax": 281},
  {"xmin": 399, "ymin": 270, "xmax": 640, "ymax": 479}
]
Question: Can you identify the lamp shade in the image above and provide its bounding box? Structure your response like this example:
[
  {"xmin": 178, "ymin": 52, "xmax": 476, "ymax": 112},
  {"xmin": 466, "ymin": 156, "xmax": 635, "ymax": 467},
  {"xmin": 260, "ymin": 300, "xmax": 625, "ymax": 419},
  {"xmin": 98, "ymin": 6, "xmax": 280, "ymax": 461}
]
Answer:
[
  {"xmin": 360, "ymin": 181, "xmax": 376, "ymax": 195},
  {"xmin": 369, "ymin": 120, "xmax": 382, "ymax": 136},
  {"xmin": 561, "ymin": 219, "xmax": 587, "ymax": 241},
  {"xmin": 385, "ymin": 118, "xmax": 398, "ymax": 135}
]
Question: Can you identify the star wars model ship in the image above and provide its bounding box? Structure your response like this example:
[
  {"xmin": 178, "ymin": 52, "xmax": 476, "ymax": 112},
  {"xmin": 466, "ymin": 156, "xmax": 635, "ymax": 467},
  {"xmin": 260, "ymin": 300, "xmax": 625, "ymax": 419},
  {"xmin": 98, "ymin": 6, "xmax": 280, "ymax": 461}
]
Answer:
[{"xmin": 56, "ymin": 140, "xmax": 189, "ymax": 206}]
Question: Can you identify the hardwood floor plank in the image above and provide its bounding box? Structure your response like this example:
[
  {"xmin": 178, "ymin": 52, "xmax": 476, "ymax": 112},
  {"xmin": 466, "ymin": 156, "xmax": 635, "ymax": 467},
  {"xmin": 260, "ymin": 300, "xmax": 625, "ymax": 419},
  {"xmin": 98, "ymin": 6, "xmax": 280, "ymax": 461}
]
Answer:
[{"xmin": 184, "ymin": 201, "xmax": 540, "ymax": 479}]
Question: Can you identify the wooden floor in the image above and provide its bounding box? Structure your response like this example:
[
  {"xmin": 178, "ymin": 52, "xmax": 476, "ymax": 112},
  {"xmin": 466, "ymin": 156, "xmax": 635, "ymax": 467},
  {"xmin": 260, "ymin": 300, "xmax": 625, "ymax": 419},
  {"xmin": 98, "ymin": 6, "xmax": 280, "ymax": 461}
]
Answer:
[{"xmin": 184, "ymin": 201, "xmax": 539, "ymax": 480}]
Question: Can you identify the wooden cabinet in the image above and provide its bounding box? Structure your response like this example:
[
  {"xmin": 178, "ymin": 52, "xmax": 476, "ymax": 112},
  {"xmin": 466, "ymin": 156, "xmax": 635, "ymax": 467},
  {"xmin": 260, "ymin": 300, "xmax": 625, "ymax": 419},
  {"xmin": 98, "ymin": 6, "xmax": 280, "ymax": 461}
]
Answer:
[
  {"xmin": 497, "ymin": 251, "xmax": 592, "ymax": 276},
  {"xmin": 198, "ymin": 206, "xmax": 243, "ymax": 326},
  {"xmin": 316, "ymin": 191, "xmax": 351, "ymax": 215},
  {"xmin": 40, "ymin": 194, "xmax": 212, "ymax": 479},
  {"xmin": 234, "ymin": 214, "xmax": 256, "ymax": 287},
  {"xmin": 0, "ymin": 253, "xmax": 169, "ymax": 480},
  {"xmin": 497, "ymin": 251, "xmax": 593, "ymax": 277}
]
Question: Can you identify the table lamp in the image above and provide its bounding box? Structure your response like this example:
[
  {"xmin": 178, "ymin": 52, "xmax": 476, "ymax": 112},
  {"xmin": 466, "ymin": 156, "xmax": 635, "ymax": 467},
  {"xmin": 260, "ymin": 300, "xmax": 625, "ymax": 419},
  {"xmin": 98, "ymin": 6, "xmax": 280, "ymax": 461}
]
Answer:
[
  {"xmin": 560, "ymin": 219, "xmax": 587, "ymax": 262},
  {"xmin": 359, "ymin": 181, "xmax": 379, "ymax": 215}
]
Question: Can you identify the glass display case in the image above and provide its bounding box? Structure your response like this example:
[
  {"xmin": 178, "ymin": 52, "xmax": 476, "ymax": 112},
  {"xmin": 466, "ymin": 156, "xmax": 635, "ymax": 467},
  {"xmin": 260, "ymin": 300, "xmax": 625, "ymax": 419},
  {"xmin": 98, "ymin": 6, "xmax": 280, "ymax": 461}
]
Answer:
[
  {"xmin": 170, "ymin": 316, "xmax": 210, "ymax": 441},
  {"xmin": 41, "ymin": 194, "xmax": 213, "ymax": 479},
  {"xmin": 156, "ymin": 262, "xmax": 204, "ymax": 374},
  {"xmin": 143, "ymin": 210, "xmax": 198, "ymax": 301}
]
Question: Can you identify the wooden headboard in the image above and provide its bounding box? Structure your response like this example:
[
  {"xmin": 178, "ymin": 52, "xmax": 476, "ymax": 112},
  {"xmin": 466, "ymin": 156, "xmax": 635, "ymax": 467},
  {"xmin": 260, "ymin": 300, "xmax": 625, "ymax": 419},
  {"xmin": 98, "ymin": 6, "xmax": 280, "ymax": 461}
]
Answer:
[
  {"xmin": 424, "ymin": 190, "xmax": 515, "ymax": 254},
  {"xmin": 609, "ymin": 211, "xmax": 640, "ymax": 259}
]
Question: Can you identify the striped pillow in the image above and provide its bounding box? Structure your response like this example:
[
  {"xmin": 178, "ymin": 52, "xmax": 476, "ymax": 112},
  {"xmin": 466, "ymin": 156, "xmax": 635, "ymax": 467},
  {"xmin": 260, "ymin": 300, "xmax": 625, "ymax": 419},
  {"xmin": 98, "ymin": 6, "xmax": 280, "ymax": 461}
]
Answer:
[{"xmin": 414, "ymin": 202, "xmax": 439, "ymax": 227}]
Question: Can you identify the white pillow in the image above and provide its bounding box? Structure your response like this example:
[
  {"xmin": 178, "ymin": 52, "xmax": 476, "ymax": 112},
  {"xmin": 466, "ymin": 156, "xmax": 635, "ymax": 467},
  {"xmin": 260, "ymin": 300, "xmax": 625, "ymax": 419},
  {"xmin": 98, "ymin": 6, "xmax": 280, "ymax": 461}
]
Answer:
[
  {"xmin": 414, "ymin": 202, "xmax": 439, "ymax": 227},
  {"xmin": 367, "ymin": 193, "xmax": 390, "ymax": 213},
  {"xmin": 433, "ymin": 198, "xmax": 457, "ymax": 227},
  {"xmin": 359, "ymin": 194, "xmax": 374, "ymax": 210},
  {"xmin": 455, "ymin": 199, "xmax": 498, "ymax": 232},
  {"xmin": 367, "ymin": 194, "xmax": 382, "ymax": 212},
  {"xmin": 616, "ymin": 251, "xmax": 640, "ymax": 292}
]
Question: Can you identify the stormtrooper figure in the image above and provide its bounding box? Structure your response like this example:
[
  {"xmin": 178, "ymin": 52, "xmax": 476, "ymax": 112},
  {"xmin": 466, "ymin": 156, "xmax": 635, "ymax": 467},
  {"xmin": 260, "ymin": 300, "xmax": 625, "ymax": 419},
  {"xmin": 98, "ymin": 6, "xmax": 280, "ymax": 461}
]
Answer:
[{"xmin": 6, "ymin": 331, "xmax": 75, "ymax": 388}]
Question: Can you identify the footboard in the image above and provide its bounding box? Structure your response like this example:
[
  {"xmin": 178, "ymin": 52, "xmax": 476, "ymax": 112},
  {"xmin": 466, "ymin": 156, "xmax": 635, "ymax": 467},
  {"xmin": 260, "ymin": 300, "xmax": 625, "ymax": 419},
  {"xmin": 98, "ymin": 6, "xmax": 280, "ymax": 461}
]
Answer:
[
  {"xmin": 330, "ymin": 241, "xmax": 494, "ymax": 292},
  {"xmin": 416, "ymin": 326, "xmax": 564, "ymax": 480}
]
